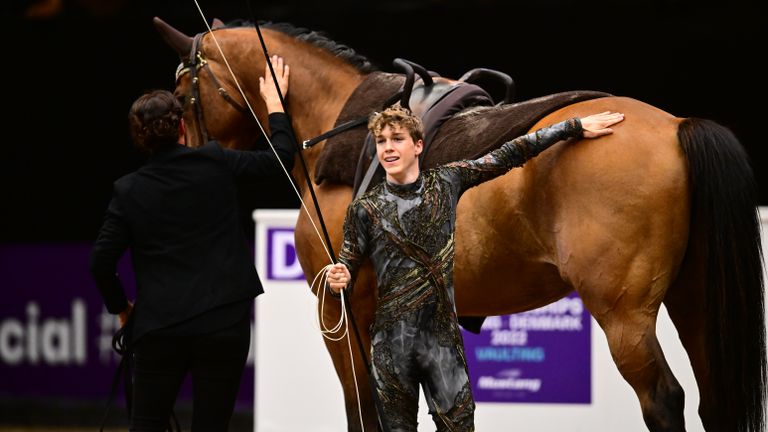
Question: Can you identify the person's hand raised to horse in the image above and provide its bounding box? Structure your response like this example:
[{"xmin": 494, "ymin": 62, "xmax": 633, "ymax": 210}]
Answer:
[
  {"xmin": 579, "ymin": 111, "xmax": 624, "ymax": 138},
  {"xmin": 259, "ymin": 54, "xmax": 290, "ymax": 114}
]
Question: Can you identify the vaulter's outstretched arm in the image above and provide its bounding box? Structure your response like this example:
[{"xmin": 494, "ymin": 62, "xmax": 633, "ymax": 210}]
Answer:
[{"xmin": 446, "ymin": 111, "xmax": 624, "ymax": 192}]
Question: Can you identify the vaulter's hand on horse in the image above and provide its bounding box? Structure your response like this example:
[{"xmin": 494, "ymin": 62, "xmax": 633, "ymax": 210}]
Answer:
[
  {"xmin": 259, "ymin": 54, "xmax": 290, "ymax": 113},
  {"xmin": 326, "ymin": 263, "xmax": 351, "ymax": 294},
  {"xmin": 579, "ymin": 111, "xmax": 625, "ymax": 138}
]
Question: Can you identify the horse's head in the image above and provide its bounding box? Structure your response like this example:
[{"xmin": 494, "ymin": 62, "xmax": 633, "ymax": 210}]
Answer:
[
  {"xmin": 154, "ymin": 17, "xmax": 271, "ymax": 150},
  {"xmin": 154, "ymin": 16, "xmax": 378, "ymax": 191}
]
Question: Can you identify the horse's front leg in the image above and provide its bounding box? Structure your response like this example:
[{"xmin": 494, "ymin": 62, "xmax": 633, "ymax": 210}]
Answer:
[
  {"xmin": 295, "ymin": 184, "xmax": 381, "ymax": 430},
  {"xmin": 319, "ymin": 264, "xmax": 379, "ymax": 432}
]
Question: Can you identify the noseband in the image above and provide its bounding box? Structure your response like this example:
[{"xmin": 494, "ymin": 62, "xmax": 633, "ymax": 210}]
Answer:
[{"xmin": 175, "ymin": 31, "xmax": 250, "ymax": 147}]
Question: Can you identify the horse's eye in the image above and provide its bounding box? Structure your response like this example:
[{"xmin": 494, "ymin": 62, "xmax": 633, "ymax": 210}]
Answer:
[{"xmin": 176, "ymin": 95, "xmax": 187, "ymax": 107}]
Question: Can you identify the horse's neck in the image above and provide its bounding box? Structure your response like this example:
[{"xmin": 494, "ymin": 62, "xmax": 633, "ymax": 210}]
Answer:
[
  {"xmin": 259, "ymin": 30, "xmax": 366, "ymax": 183},
  {"xmin": 281, "ymin": 53, "xmax": 363, "ymax": 140}
]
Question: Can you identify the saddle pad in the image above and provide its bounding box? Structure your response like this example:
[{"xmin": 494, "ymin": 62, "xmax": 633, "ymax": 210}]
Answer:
[
  {"xmin": 315, "ymin": 85, "xmax": 611, "ymax": 186},
  {"xmin": 313, "ymin": 72, "xmax": 405, "ymax": 186},
  {"xmin": 422, "ymin": 90, "xmax": 612, "ymax": 169}
]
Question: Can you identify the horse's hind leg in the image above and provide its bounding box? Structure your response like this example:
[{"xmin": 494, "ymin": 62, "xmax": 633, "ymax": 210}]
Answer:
[
  {"xmin": 596, "ymin": 308, "xmax": 685, "ymax": 431},
  {"xmin": 582, "ymin": 277, "xmax": 686, "ymax": 432},
  {"xmin": 564, "ymin": 228, "xmax": 687, "ymax": 430}
]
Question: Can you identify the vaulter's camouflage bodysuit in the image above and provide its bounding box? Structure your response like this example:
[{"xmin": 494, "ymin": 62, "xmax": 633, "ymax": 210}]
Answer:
[{"xmin": 338, "ymin": 118, "xmax": 583, "ymax": 431}]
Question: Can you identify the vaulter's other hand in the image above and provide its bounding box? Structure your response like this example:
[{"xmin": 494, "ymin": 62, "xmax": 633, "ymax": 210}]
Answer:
[
  {"xmin": 326, "ymin": 263, "xmax": 351, "ymax": 294},
  {"xmin": 579, "ymin": 111, "xmax": 625, "ymax": 138}
]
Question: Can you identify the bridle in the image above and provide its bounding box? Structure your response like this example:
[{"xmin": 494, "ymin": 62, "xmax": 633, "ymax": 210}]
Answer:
[{"xmin": 175, "ymin": 31, "xmax": 250, "ymax": 147}]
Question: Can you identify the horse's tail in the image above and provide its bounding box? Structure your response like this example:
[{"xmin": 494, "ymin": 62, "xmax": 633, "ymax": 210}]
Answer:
[{"xmin": 678, "ymin": 117, "xmax": 766, "ymax": 432}]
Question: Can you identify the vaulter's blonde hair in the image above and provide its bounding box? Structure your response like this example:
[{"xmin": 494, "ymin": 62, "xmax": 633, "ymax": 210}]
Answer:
[{"xmin": 368, "ymin": 105, "xmax": 424, "ymax": 142}]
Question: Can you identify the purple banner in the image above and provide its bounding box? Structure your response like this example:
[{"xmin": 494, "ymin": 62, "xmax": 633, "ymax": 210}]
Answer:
[
  {"xmin": 265, "ymin": 228, "xmax": 304, "ymax": 281},
  {"xmin": 462, "ymin": 293, "xmax": 591, "ymax": 403},
  {"xmin": 0, "ymin": 244, "xmax": 254, "ymax": 406}
]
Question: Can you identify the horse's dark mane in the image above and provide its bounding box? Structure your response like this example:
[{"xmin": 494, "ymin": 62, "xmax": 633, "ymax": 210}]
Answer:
[{"xmin": 223, "ymin": 19, "xmax": 377, "ymax": 73}]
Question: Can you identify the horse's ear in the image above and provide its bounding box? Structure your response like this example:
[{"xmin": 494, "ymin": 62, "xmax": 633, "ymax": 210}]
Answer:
[
  {"xmin": 153, "ymin": 16, "xmax": 193, "ymax": 58},
  {"xmin": 212, "ymin": 18, "xmax": 225, "ymax": 29}
]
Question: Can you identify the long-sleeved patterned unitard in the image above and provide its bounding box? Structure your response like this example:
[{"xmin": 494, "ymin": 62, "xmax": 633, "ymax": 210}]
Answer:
[{"xmin": 338, "ymin": 118, "xmax": 583, "ymax": 431}]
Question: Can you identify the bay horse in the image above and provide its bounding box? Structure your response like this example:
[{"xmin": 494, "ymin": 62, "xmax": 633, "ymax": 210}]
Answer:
[{"xmin": 153, "ymin": 17, "xmax": 766, "ymax": 432}]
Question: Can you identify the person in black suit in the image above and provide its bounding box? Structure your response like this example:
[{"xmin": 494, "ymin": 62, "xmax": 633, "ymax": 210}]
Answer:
[{"xmin": 90, "ymin": 55, "xmax": 293, "ymax": 431}]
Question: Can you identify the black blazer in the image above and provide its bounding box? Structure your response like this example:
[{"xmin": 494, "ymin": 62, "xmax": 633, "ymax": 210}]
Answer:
[{"xmin": 90, "ymin": 113, "xmax": 296, "ymax": 341}]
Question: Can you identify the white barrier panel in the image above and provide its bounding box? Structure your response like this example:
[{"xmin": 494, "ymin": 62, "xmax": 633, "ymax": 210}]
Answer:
[
  {"xmin": 253, "ymin": 209, "xmax": 345, "ymax": 432},
  {"xmin": 254, "ymin": 208, "xmax": 768, "ymax": 431}
]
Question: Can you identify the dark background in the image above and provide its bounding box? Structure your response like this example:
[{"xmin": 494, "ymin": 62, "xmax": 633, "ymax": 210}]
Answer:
[
  {"xmin": 2, "ymin": 0, "xmax": 764, "ymax": 243},
  {"xmin": 0, "ymin": 0, "xmax": 763, "ymax": 429}
]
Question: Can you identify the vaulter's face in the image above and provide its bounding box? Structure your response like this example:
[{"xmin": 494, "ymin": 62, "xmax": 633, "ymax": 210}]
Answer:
[{"xmin": 375, "ymin": 124, "xmax": 423, "ymax": 185}]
